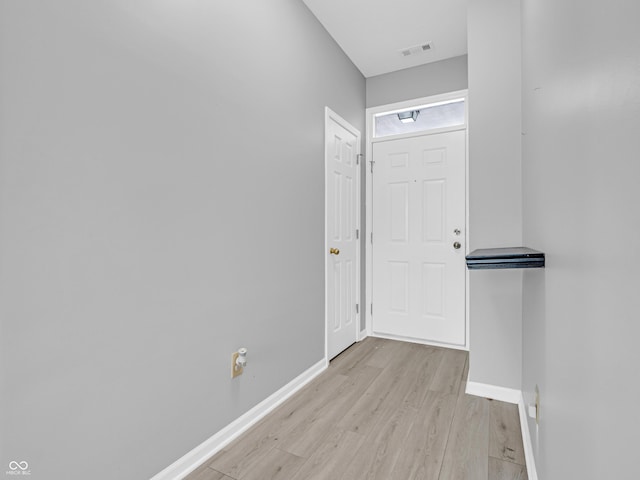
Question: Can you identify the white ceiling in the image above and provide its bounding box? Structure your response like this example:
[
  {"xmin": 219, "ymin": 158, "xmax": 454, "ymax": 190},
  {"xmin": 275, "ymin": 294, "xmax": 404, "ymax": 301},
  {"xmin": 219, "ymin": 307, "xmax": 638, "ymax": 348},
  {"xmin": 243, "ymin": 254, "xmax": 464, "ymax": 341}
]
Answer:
[{"xmin": 302, "ymin": 0, "xmax": 468, "ymax": 78}]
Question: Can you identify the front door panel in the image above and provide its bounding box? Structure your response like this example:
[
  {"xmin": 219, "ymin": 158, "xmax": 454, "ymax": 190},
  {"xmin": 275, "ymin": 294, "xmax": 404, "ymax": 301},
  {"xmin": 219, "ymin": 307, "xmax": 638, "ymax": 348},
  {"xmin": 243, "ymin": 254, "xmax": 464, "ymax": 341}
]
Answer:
[{"xmin": 373, "ymin": 130, "xmax": 466, "ymax": 346}]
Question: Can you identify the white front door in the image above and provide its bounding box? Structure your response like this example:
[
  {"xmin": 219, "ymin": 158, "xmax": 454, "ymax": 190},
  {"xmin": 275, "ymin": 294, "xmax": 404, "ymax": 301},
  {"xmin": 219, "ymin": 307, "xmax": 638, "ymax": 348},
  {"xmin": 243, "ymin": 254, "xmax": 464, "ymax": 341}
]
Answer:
[
  {"xmin": 326, "ymin": 109, "xmax": 360, "ymax": 359},
  {"xmin": 372, "ymin": 130, "xmax": 466, "ymax": 346}
]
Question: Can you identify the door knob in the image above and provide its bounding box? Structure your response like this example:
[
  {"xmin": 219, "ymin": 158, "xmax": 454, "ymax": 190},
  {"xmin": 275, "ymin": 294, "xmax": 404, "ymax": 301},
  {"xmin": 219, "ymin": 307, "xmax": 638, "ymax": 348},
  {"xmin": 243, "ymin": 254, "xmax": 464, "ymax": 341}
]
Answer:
[
  {"xmin": 329, "ymin": 248, "xmax": 340, "ymax": 255},
  {"xmin": 453, "ymin": 242, "xmax": 461, "ymax": 250}
]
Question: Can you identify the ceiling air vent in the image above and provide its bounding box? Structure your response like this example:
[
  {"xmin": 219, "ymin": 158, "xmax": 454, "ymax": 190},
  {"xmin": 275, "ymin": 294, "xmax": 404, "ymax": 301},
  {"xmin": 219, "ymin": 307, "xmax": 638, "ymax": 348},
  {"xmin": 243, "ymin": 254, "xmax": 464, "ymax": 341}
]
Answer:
[{"xmin": 399, "ymin": 42, "xmax": 432, "ymax": 57}]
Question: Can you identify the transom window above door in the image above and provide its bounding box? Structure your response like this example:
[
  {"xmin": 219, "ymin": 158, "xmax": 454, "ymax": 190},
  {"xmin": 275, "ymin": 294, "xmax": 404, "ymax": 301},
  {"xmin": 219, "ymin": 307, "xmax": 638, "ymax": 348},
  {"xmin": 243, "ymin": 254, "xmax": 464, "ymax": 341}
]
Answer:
[{"xmin": 374, "ymin": 98, "xmax": 465, "ymax": 138}]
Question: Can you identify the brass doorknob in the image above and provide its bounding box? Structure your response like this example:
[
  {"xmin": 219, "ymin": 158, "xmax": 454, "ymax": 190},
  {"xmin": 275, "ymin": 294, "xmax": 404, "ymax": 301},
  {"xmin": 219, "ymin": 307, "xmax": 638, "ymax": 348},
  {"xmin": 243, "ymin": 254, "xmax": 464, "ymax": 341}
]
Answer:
[{"xmin": 329, "ymin": 248, "xmax": 340, "ymax": 255}]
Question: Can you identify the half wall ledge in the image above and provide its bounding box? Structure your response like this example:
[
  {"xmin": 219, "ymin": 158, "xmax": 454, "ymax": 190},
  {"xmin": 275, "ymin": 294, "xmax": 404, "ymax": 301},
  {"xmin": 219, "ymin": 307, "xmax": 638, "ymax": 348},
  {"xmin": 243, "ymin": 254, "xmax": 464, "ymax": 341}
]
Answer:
[{"xmin": 466, "ymin": 247, "xmax": 545, "ymax": 270}]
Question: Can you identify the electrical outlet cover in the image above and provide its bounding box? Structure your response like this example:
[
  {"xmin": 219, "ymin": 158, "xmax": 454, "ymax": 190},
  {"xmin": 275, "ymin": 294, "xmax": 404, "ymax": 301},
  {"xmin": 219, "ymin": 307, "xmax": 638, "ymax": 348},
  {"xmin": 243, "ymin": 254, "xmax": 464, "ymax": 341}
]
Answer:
[{"xmin": 231, "ymin": 352, "xmax": 243, "ymax": 378}]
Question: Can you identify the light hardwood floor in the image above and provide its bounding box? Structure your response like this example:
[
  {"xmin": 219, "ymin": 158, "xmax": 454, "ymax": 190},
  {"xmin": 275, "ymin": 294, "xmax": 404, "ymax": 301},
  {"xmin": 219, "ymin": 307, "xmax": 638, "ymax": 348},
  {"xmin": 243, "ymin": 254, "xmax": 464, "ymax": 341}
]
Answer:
[{"xmin": 186, "ymin": 338, "xmax": 528, "ymax": 480}]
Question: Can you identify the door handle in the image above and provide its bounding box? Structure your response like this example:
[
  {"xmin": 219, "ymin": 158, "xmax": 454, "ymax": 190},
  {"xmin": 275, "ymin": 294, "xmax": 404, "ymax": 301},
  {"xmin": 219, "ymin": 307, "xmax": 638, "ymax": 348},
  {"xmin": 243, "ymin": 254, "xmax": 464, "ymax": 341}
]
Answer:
[
  {"xmin": 453, "ymin": 242, "xmax": 461, "ymax": 250},
  {"xmin": 329, "ymin": 248, "xmax": 340, "ymax": 255}
]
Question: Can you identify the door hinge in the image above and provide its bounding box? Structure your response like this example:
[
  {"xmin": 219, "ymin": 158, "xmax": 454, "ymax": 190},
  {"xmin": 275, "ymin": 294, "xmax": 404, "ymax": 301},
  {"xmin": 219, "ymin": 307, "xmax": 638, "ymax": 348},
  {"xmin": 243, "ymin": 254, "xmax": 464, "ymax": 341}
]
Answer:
[
  {"xmin": 356, "ymin": 229, "xmax": 359, "ymax": 239},
  {"xmin": 356, "ymin": 304, "xmax": 359, "ymax": 314},
  {"xmin": 369, "ymin": 160, "xmax": 375, "ymax": 173},
  {"xmin": 370, "ymin": 303, "xmax": 373, "ymax": 315},
  {"xmin": 370, "ymin": 232, "xmax": 373, "ymax": 244},
  {"xmin": 357, "ymin": 153, "xmax": 363, "ymax": 165}
]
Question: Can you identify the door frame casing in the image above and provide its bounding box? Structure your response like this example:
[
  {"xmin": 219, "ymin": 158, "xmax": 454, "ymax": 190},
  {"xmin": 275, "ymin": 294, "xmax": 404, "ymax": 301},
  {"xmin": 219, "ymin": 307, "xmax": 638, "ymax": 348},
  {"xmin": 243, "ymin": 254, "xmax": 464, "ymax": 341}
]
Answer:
[
  {"xmin": 324, "ymin": 107, "xmax": 362, "ymax": 365},
  {"xmin": 365, "ymin": 90, "xmax": 470, "ymax": 351}
]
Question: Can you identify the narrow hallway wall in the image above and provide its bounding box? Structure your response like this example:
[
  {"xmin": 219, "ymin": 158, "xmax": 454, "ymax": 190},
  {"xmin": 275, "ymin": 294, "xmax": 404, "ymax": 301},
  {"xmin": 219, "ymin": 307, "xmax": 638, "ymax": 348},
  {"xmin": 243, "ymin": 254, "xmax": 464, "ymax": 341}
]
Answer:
[
  {"xmin": 0, "ymin": 1, "xmax": 365, "ymax": 479},
  {"xmin": 467, "ymin": 0, "xmax": 523, "ymax": 389},
  {"xmin": 521, "ymin": 0, "xmax": 640, "ymax": 478}
]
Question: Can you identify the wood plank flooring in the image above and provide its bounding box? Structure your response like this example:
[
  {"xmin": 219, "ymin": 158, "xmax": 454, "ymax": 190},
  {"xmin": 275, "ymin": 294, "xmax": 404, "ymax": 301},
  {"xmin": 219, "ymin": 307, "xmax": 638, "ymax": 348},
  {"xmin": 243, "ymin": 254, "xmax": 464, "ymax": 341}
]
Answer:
[{"xmin": 185, "ymin": 338, "xmax": 528, "ymax": 480}]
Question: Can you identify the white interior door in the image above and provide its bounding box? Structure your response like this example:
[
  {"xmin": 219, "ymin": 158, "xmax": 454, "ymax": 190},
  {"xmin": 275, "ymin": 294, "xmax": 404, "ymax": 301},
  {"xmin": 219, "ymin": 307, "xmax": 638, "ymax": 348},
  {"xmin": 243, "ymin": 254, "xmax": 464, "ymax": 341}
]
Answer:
[
  {"xmin": 372, "ymin": 130, "xmax": 466, "ymax": 346},
  {"xmin": 326, "ymin": 109, "xmax": 360, "ymax": 360}
]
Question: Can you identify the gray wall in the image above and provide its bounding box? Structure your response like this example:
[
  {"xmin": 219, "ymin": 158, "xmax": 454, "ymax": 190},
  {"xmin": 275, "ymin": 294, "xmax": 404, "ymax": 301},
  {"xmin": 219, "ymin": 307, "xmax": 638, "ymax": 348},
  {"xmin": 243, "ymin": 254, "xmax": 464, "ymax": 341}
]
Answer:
[
  {"xmin": 467, "ymin": 0, "xmax": 523, "ymax": 389},
  {"xmin": 0, "ymin": 1, "xmax": 364, "ymax": 479},
  {"xmin": 521, "ymin": 0, "xmax": 640, "ymax": 478},
  {"xmin": 366, "ymin": 55, "xmax": 468, "ymax": 108}
]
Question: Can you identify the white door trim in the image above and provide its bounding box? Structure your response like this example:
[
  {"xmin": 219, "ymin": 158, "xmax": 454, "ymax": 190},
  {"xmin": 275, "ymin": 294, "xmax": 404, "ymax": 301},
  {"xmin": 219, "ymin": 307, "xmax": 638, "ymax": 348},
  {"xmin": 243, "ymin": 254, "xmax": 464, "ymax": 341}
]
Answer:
[
  {"xmin": 325, "ymin": 107, "xmax": 362, "ymax": 365},
  {"xmin": 365, "ymin": 90, "xmax": 470, "ymax": 350}
]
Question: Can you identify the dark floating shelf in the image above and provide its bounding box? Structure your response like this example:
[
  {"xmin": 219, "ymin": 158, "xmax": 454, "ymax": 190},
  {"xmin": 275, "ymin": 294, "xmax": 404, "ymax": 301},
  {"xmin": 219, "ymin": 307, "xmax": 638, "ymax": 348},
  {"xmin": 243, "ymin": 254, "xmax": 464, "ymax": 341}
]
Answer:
[{"xmin": 466, "ymin": 247, "xmax": 545, "ymax": 270}]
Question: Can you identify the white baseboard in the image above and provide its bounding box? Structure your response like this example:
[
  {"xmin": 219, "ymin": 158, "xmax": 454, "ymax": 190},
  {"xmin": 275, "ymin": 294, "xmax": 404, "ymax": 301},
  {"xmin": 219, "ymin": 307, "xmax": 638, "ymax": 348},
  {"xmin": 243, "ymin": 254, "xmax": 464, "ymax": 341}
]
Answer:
[
  {"xmin": 518, "ymin": 392, "xmax": 539, "ymax": 480},
  {"xmin": 465, "ymin": 381, "xmax": 521, "ymax": 404},
  {"xmin": 151, "ymin": 358, "xmax": 327, "ymax": 480}
]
